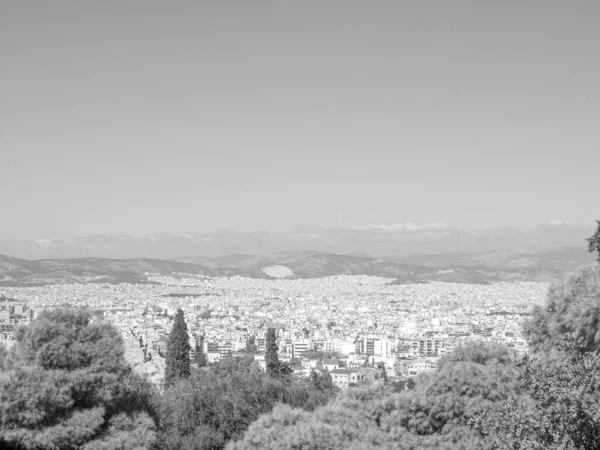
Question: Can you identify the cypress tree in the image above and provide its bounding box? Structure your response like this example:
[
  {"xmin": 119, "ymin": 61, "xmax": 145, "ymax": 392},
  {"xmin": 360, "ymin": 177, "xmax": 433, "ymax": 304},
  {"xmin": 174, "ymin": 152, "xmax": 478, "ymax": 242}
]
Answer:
[
  {"xmin": 378, "ymin": 362, "xmax": 388, "ymax": 384},
  {"xmin": 265, "ymin": 327, "xmax": 281, "ymax": 376},
  {"xmin": 195, "ymin": 335, "xmax": 208, "ymax": 367},
  {"xmin": 164, "ymin": 308, "xmax": 191, "ymax": 388}
]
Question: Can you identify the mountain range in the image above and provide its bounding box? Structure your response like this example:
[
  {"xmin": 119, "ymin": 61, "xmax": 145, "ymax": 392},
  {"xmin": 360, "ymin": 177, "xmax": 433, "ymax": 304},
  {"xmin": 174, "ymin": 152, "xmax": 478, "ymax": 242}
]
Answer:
[
  {"xmin": 0, "ymin": 221, "xmax": 595, "ymax": 285},
  {"xmin": 0, "ymin": 246, "xmax": 595, "ymax": 286},
  {"xmin": 0, "ymin": 221, "xmax": 593, "ymax": 261}
]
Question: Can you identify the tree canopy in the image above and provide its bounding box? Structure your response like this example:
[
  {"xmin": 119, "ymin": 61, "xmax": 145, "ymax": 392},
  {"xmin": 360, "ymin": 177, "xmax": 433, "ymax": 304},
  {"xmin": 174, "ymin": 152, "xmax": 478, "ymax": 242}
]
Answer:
[
  {"xmin": 164, "ymin": 309, "xmax": 191, "ymax": 387},
  {"xmin": 155, "ymin": 356, "xmax": 336, "ymax": 450},
  {"xmin": 524, "ymin": 265, "xmax": 600, "ymax": 355},
  {"xmin": 228, "ymin": 341, "xmax": 521, "ymax": 450},
  {"xmin": 492, "ymin": 265, "xmax": 600, "ymax": 449},
  {"xmin": 0, "ymin": 308, "xmax": 158, "ymax": 450},
  {"xmin": 264, "ymin": 328, "xmax": 281, "ymax": 377},
  {"xmin": 586, "ymin": 220, "xmax": 600, "ymax": 264}
]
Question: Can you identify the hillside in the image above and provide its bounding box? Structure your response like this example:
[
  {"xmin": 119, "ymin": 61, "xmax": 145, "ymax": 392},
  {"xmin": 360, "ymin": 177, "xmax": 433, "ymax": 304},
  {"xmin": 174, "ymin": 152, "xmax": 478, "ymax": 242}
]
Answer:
[
  {"xmin": 394, "ymin": 246, "xmax": 595, "ymax": 272},
  {"xmin": 0, "ymin": 254, "xmax": 215, "ymax": 285},
  {"xmin": 1, "ymin": 222, "xmax": 592, "ymax": 261},
  {"xmin": 0, "ymin": 247, "xmax": 592, "ymax": 285}
]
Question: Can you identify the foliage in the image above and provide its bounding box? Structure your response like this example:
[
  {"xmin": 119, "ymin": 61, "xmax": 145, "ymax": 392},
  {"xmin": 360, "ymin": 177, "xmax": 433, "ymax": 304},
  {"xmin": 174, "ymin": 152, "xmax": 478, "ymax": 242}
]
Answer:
[
  {"xmin": 377, "ymin": 361, "xmax": 388, "ymax": 384},
  {"xmin": 244, "ymin": 336, "xmax": 257, "ymax": 354},
  {"xmin": 164, "ymin": 308, "xmax": 191, "ymax": 387},
  {"xmin": 492, "ymin": 264, "xmax": 600, "ymax": 449},
  {"xmin": 264, "ymin": 328, "xmax": 281, "ymax": 377},
  {"xmin": 491, "ymin": 351, "xmax": 600, "ymax": 450},
  {"xmin": 0, "ymin": 308, "xmax": 158, "ymax": 450},
  {"xmin": 229, "ymin": 341, "xmax": 520, "ymax": 449},
  {"xmin": 309, "ymin": 368, "xmax": 333, "ymax": 392},
  {"xmin": 524, "ymin": 265, "xmax": 600, "ymax": 355},
  {"xmin": 155, "ymin": 356, "xmax": 336, "ymax": 450},
  {"xmin": 586, "ymin": 220, "xmax": 600, "ymax": 264},
  {"xmin": 0, "ymin": 343, "xmax": 8, "ymax": 372}
]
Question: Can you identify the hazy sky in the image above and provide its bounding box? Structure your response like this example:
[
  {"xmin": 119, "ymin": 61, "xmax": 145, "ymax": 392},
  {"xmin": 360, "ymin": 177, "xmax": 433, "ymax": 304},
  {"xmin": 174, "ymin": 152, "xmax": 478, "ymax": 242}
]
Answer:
[{"xmin": 1, "ymin": 1, "xmax": 598, "ymax": 238}]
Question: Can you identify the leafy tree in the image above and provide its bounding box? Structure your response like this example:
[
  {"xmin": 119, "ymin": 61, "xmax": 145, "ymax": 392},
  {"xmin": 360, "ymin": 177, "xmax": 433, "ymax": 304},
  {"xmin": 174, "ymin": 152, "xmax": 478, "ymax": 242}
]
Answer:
[
  {"xmin": 0, "ymin": 308, "xmax": 158, "ymax": 449},
  {"xmin": 524, "ymin": 265, "xmax": 600, "ymax": 355},
  {"xmin": 244, "ymin": 336, "xmax": 257, "ymax": 354},
  {"xmin": 309, "ymin": 368, "xmax": 334, "ymax": 392},
  {"xmin": 164, "ymin": 308, "xmax": 191, "ymax": 388},
  {"xmin": 586, "ymin": 220, "xmax": 600, "ymax": 264},
  {"xmin": 264, "ymin": 328, "xmax": 280, "ymax": 377},
  {"xmin": 279, "ymin": 361, "xmax": 294, "ymax": 377},
  {"xmin": 0, "ymin": 342, "xmax": 8, "ymax": 372},
  {"xmin": 229, "ymin": 341, "xmax": 520, "ymax": 450},
  {"xmin": 491, "ymin": 265, "xmax": 600, "ymax": 449},
  {"xmin": 377, "ymin": 361, "xmax": 388, "ymax": 384},
  {"xmin": 156, "ymin": 356, "xmax": 334, "ymax": 450},
  {"xmin": 195, "ymin": 336, "xmax": 208, "ymax": 368},
  {"xmin": 320, "ymin": 368, "xmax": 333, "ymax": 391},
  {"xmin": 491, "ymin": 351, "xmax": 600, "ymax": 450},
  {"xmin": 309, "ymin": 368, "xmax": 319, "ymax": 389}
]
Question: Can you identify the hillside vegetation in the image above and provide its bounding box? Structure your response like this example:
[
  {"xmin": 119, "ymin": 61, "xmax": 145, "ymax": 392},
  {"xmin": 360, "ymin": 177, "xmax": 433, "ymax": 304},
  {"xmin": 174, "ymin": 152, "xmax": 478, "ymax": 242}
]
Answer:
[{"xmin": 1, "ymin": 247, "xmax": 593, "ymax": 286}]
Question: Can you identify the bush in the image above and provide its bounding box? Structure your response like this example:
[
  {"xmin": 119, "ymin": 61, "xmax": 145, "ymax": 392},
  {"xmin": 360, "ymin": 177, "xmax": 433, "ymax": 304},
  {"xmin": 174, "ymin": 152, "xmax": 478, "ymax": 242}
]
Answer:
[
  {"xmin": 0, "ymin": 309, "xmax": 158, "ymax": 449},
  {"xmin": 155, "ymin": 356, "xmax": 336, "ymax": 449},
  {"xmin": 228, "ymin": 341, "xmax": 521, "ymax": 450}
]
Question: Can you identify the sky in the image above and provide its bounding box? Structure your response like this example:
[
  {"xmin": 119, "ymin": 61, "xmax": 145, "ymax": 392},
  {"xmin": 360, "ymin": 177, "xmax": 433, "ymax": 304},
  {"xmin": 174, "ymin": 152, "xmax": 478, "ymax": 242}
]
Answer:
[{"xmin": 1, "ymin": 1, "xmax": 599, "ymax": 239}]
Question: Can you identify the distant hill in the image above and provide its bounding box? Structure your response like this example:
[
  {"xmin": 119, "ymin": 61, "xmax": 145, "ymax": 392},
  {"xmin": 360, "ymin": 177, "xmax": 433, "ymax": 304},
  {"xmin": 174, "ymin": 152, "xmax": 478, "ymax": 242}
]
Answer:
[
  {"xmin": 205, "ymin": 251, "xmax": 571, "ymax": 284},
  {"xmin": 0, "ymin": 221, "xmax": 593, "ymax": 260},
  {"xmin": 0, "ymin": 254, "xmax": 215, "ymax": 285},
  {"xmin": 393, "ymin": 247, "xmax": 595, "ymax": 272},
  {"xmin": 0, "ymin": 246, "xmax": 594, "ymax": 286},
  {"xmin": 175, "ymin": 254, "xmax": 256, "ymax": 268}
]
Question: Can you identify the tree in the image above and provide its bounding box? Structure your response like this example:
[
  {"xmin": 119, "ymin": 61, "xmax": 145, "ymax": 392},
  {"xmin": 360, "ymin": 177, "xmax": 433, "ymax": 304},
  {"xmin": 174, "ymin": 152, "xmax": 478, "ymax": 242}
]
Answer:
[
  {"xmin": 165, "ymin": 308, "xmax": 191, "ymax": 388},
  {"xmin": 156, "ymin": 356, "xmax": 335, "ymax": 449},
  {"xmin": 320, "ymin": 368, "xmax": 333, "ymax": 391},
  {"xmin": 245, "ymin": 336, "xmax": 257, "ymax": 354},
  {"xmin": 524, "ymin": 265, "xmax": 600, "ymax": 355},
  {"xmin": 0, "ymin": 342, "xmax": 8, "ymax": 372},
  {"xmin": 377, "ymin": 361, "xmax": 388, "ymax": 384},
  {"xmin": 587, "ymin": 220, "xmax": 600, "ymax": 264},
  {"xmin": 491, "ymin": 351, "xmax": 600, "ymax": 450},
  {"xmin": 0, "ymin": 308, "xmax": 158, "ymax": 449},
  {"xmin": 231, "ymin": 341, "xmax": 519, "ymax": 450},
  {"xmin": 492, "ymin": 265, "xmax": 600, "ymax": 449},
  {"xmin": 195, "ymin": 336, "xmax": 208, "ymax": 368},
  {"xmin": 264, "ymin": 328, "xmax": 281, "ymax": 377},
  {"xmin": 309, "ymin": 368, "xmax": 319, "ymax": 389}
]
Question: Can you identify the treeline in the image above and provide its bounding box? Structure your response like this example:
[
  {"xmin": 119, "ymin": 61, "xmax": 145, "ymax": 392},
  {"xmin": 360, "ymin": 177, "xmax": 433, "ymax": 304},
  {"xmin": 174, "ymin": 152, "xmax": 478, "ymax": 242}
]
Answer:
[
  {"xmin": 0, "ymin": 309, "xmax": 337, "ymax": 449},
  {"xmin": 0, "ymin": 309, "xmax": 157, "ymax": 449}
]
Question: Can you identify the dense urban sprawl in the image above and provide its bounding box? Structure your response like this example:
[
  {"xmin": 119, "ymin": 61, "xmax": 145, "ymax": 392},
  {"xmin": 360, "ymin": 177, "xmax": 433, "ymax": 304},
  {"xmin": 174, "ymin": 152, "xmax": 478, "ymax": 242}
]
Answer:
[{"xmin": 0, "ymin": 274, "xmax": 548, "ymax": 388}]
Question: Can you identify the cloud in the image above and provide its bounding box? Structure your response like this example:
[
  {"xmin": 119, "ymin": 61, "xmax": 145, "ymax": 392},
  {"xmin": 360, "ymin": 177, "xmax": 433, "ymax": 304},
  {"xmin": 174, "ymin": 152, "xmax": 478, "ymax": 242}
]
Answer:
[
  {"xmin": 543, "ymin": 220, "xmax": 576, "ymax": 226},
  {"xmin": 353, "ymin": 222, "xmax": 450, "ymax": 233},
  {"xmin": 34, "ymin": 238, "xmax": 66, "ymax": 248}
]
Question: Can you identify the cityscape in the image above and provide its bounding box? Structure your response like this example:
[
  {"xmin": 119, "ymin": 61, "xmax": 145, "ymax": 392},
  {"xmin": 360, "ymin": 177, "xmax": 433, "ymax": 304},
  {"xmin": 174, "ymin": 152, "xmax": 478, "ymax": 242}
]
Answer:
[
  {"xmin": 2, "ymin": 1, "xmax": 599, "ymax": 448},
  {"xmin": 0, "ymin": 273, "xmax": 547, "ymax": 389}
]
